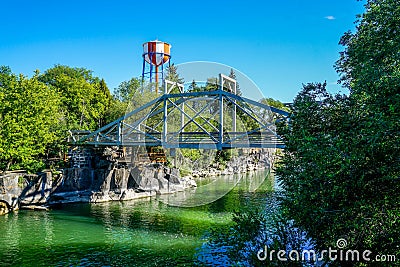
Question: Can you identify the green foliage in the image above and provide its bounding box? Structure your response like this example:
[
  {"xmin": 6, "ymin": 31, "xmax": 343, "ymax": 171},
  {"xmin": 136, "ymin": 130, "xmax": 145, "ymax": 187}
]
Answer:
[
  {"xmin": 215, "ymin": 149, "xmax": 234, "ymax": 164},
  {"xmin": 113, "ymin": 77, "xmax": 141, "ymax": 102},
  {"xmin": 38, "ymin": 64, "xmax": 112, "ymax": 131},
  {"xmin": 261, "ymin": 97, "xmax": 290, "ymax": 112},
  {"xmin": 105, "ymin": 96, "xmax": 128, "ymax": 123},
  {"xmin": 205, "ymin": 77, "xmax": 219, "ymax": 91},
  {"xmin": 0, "ymin": 68, "xmax": 63, "ymax": 172},
  {"xmin": 180, "ymin": 149, "xmax": 202, "ymax": 162},
  {"xmin": 187, "ymin": 80, "xmax": 201, "ymax": 92},
  {"xmin": 179, "ymin": 168, "xmax": 192, "ymax": 177},
  {"xmin": 109, "ymin": 77, "xmax": 144, "ymax": 121},
  {"xmin": 0, "ymin": 65, "xmax": 116, "ymax": 172},
  {"xmin": 336, "ymin": 0, "xmax": 400, "ymax": 100},
  {"xmin": 276, "ymin": 1, "xmax": 400, "ymax": 264},
  {"xmin": 165, "ymin": 64, "xmax": 184, "ymax": 84}
]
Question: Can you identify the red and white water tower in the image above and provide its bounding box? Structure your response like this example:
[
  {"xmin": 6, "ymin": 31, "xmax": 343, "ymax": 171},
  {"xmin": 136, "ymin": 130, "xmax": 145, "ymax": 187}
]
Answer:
[{"xmin": 141, "ymin": 40, "xmax": 171, "ymax": 94}]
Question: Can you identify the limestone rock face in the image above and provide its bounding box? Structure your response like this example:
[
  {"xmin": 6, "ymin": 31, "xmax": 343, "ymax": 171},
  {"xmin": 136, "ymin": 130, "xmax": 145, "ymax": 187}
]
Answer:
[
  {"xmin": 131, "ymin": 166, "xmax": 163, "ymax": 191},
  {"xmin": 0, "ymin": 164, "xmax": 194, "ymax": 211},
  {"xmin": 0, "ymin": 173, "xmax": 23, "ymax": 211},
  {"xmin": 48, "ymin": 165, "xmax": 189, "ymax": 204},
  {"xmin": 20, "ymin": 172, "xmax": 53, "ymax": 205},
  {"xmin": 56, "ymin": 168, "xmax": 94, "ymax": 192}
]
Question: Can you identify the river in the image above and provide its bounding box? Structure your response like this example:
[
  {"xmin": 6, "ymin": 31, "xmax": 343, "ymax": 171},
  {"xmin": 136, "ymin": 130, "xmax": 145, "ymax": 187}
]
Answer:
[{"xmin": 0, "ymin": 170, "xmax": 280, "ymax": 266}]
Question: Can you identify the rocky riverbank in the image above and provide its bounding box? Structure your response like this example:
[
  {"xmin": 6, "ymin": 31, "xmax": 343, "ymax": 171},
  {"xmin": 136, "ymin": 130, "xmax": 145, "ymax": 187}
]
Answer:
[
  {"xmin": 0, "ymin": 164, "xmax": 194, "ymax": 215},
  {"xmin": 0, "ymin": 147, "xmax": 276, "ymax": 215},
  {"xmin": 190, "ymin": 149, "xmax": 274, "ymax": 178}
]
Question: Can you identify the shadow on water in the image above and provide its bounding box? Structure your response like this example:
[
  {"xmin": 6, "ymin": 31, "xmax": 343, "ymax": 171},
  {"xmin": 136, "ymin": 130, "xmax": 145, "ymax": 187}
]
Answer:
[{"xmin": 195, "ymin": 174, "xmax": 315, "ymax": 267}]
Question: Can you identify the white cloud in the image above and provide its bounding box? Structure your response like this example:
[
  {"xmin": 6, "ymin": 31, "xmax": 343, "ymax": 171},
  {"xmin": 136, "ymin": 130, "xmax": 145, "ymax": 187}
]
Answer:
[{"xmin": 325, "ymin": 15, "xmax": 336, "ymax": 20}]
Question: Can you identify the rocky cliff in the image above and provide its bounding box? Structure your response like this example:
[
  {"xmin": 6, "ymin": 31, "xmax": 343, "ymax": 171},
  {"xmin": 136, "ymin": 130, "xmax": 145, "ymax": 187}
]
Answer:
[
  {"xmin": 0, "ymin": 163, "xmax": 194, "ymax": 214},
  {"xmin": 0, "ymin": 147, "xmax": 276, "ymax": 215}
]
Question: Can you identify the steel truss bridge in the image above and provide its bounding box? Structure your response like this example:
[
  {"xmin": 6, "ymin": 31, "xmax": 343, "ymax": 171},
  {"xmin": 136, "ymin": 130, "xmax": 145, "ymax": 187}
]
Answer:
[{"xmin": 70, "ymin": 74, "xmax": 289, "ymax": 150}]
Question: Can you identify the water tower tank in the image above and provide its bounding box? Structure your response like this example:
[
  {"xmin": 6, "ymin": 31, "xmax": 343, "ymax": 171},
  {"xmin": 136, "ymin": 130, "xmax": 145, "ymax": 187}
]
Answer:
[
  {"xmin": 142, "ymin": 40, "xmax": 171, "ymax": 94},
  {"xmin": 142, "ymin": 40, "xmax": 171, "ymax": 66}
]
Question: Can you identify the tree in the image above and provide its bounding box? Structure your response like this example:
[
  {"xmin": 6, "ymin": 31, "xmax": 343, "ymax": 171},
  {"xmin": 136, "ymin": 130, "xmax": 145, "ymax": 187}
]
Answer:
[
  {"xmin": 276, "ymin": 0, "xmax": 400, "ymax": 265},
  {"xmin": 188, "ymin": 79, "xmax": 201, "ymax": 92},
  {"xmin": 228, "ymin": 68, "xmax": 242, "ymax": 96},
  {"xmin": 165, "ymin": 63, "xmax": 184, "ymax": 84},
  {"xmin": 335, "ymin": 0, "xmax": 400, "ymax": 185},
  {"xmin": 0, "ymin": 67, "xmax": 62, "ymax": 172},
  {"xmin": 334, "ymin": 1, "xmax": 400, "ymax": 261},
  {"xmin": 205, "ymin": 77, "xmax": 219, "ymax": 91},
  {"xmin": 260, "ymin": 97, "xmax": 289, "ymax": 112},
  {"xmin": 96, "ymin": 79, "xmax": 113, "ymax": 126},
  {"xmin": 276, "ymin": 84, "xmax": 356, "ymax": 256},
  {"xmin": 39, "ymin": 65, "xmax": 113, "ymax": 130},
  {"xmin": 113, "ymin": 77, "xmax": 141, "ymax": 102},
  {"xmin": 163, "ymin": 64, "xmax": 184, "ymax": 94}
]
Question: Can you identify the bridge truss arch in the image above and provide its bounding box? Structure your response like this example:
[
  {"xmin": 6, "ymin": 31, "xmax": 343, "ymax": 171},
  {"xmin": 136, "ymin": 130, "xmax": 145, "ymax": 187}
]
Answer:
[{"xmin": 70, "ymin": 75, "xmax": 289, "ymax": 150}]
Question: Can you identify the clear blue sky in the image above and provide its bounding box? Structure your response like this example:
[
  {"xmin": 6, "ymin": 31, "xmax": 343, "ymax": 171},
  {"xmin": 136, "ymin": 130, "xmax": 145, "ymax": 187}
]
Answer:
[{"xmin": 1, "ymin": 0, "xmax": 365, "ymax": 103}]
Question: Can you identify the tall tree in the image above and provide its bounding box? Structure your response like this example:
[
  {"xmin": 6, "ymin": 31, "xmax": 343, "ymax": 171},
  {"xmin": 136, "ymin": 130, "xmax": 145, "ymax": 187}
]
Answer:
[
  {"xmin": 165, "ymin": 63, "xmax": 184, "ymax": 84},
  {"xmin": 188, "ymin": 79, "xmax": 200, "ymax": 92},
  {"xmin": 0, "ymin": 67, "xmax": 62, "ymax": 172},
  {"xmin": 335, "ymin": 1, "xmax": 400, "ymax": 259},
  {"xmin": 228, "ymin": 68, "xmax": 242, "ymax": 96},
  {"xmin": 205, "ymin": 77, "xmax": 219, "ymax": 91},
  {"xmin": 164, "ymin": 64, "xmax": 184, "ymax": 94},
  {"xmin": 277, "ymin": 0, "xmax": 400, "ymax": 265}
]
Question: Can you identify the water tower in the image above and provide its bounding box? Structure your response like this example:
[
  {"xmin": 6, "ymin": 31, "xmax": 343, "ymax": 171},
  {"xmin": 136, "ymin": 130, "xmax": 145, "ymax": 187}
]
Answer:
[{"xmin": 142, "ymin": 40, "xmax": 171, "ymax": 94}]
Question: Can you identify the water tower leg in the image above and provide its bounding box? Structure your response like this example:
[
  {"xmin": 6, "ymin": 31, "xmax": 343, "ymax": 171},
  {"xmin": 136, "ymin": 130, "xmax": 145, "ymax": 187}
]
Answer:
[
  {"xmin": 141, "ymin": 59, "xmax": 146, "ymax": 85},
  {"xmin": 155, "ymin": 65, "xmax": 159, "ymax": 95}
]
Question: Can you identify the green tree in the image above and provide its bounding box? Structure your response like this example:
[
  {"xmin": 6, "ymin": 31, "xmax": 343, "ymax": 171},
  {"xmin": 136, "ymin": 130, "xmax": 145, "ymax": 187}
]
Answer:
[
  {"xmin": 114, "ymin": 77, "xmax": 141, "ymax": 102},
  {"xmin": 228, "ymin": 68, "xmax": 242, "ymax": 96},
  {"xmin": 164, "ymin": 64, "xmax": 184, "ymax": 94},
  {"xmin": 165, "ymin": 63, "xmax": 184, "ymax": 84},
  {"xmin": 109, "ymin": 77, "xmax": 143, "ymax": 121},
  {"xmin": 276, "ymin": 0, "xmax": 400, "ymax": 265},
  {"xmin": 39, "ymin": 65, "xmax": 113, "ymax": 130},
  {"xmin": 335, "ymin": 1, "xmax": 400, "ymax": 261},
  {"xmin": 260, "ymin": 97, "xmax": 289, "ymax": 112},
  {"xmin": 205, "ymin": 77, "xmax": 219, "ymax": 91},
  {"xmin": 0, "ymin": 67, "xmax": 62, "ymax": 172},
  {"xmin": 187, "ymin": 79, "xmax": 201, "ymax": 92}
]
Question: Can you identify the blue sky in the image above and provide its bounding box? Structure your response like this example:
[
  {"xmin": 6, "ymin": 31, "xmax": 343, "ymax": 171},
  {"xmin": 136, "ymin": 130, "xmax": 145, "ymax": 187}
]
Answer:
[{"xmin": 1, "ymin": 0, "xmax": 365, "ymax": 102}]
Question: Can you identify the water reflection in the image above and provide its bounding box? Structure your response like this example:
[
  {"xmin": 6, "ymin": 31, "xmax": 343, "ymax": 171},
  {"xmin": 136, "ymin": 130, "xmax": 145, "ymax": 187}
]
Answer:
[
  {"xmin": 159, "ymin": 174, "xmax": 241, "ymax": 207},
  {"xmin": 158, "ymin": 170, "xmax": 269, "ymax": 207},
  {"xmin": 0, "ymin": 170, "xmax": 274, "ymax": 266}
]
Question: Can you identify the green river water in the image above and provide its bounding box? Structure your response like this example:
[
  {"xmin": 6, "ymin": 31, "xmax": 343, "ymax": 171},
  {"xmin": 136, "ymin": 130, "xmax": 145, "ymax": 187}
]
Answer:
[{"xmin": 0, "ymin": 171, "xmax": 279, "ymax": 266}]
